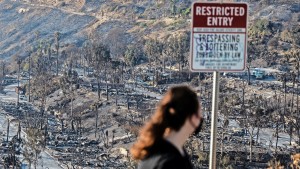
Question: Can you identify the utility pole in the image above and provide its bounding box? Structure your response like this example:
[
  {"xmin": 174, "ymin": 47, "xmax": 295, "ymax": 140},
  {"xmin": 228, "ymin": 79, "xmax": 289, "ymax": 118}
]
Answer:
[
  {"xmin": 44, "ymin": 116, "xmax": 48, "ymax": 147},
  {"xmin": 28, "ymin": 52, "xmax": 31, "ymax": 102},
  {"xmin": 95, "ymin": 105, "xmax": 98, "ymax": 138},
  {"xmin": 18, "ymin": 121, "xmax": 21, "ymax": 140},
  {"xmin": 17, "ymin": 58, "xmax": 21, "ymax": 107},
  {"xmin": 6, "ymin": 118, "xmax": 9, "ymax": 142},
  {"xmin": 0, "ymin": 60, "xmax": 5, "ymax": 92},
  {"xmin": 55, "ymin": 32, "xmax": 60, "ymax": 76}
]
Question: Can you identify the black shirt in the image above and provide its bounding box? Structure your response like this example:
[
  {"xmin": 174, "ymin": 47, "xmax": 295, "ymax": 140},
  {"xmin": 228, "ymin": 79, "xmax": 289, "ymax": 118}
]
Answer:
[{"xmin": 138, "ymin": 139, "xmax": 194, "ymax": 169}]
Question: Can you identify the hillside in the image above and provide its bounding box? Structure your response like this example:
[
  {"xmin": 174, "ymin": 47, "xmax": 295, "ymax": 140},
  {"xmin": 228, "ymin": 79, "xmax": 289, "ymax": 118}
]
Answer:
[
  {"xmin": 0, "ymin": 0, "xmax": 299, "ymax": 60},
  {"xmin": 0, "ymin": 0, "xmax": 192, "ymax": 59}
]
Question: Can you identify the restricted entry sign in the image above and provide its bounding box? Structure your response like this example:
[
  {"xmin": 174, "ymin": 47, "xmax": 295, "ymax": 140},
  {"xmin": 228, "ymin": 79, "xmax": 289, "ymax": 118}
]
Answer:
[{"xmin": 190, "ymin": 2, "xmax": 248, "ymax": 72}]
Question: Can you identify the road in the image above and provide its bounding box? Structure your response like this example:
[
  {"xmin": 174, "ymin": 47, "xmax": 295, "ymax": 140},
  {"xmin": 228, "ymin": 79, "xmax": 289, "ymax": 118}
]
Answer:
[
  {"xmin": 228, "ymin": 117, "xmax": 297, "ymax": 151},
  {"xmin": 0, "ymin": 83, "xmax": 19, "ymax": 102},
  {"xmin": 21, "ymin": 0, "xmax": 112, "ymax": 26},
  {"xmin": 0, "ymin": 83, "xmax": 63, "ymax": 169}
]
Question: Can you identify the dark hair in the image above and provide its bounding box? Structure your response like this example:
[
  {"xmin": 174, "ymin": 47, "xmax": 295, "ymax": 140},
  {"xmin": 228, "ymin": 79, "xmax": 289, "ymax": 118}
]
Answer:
[{"xmin": 130, "ymin": 86, "xmax": 199, "ymax": 160}]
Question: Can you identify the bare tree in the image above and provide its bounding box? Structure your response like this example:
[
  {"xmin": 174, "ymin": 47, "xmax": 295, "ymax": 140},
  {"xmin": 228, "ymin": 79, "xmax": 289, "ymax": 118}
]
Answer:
[
  {"xmin": 164, "ymin": 32, "xmax": 190, "ymax": 80},
  {"xmin": 110, "ymin": 60, "xmax": 123, "ymax": 106},
  {"xmin": 91, "ymin": 102, "xmax": 102, "ymax": 138},
  {"xmin": 246, "ymin": 54, "xmax": 253, "ymax": 85},
  {"xmin": 55, "ymin": 32, "xmax": 61, "ymax": 76},
  {"xmin": 59, "ymin": 62, "xmax": 80, "ymax": 132},
  {"xmin": 0, "ymin": 60, "xmax": 8, "ymax": 92},
  {"xmin": 289, "ymin": 48, "xmax": 300, "ymax": 144},
  {"xmin": 9, "ymin": 55, "xmax": 23, "ymax": 106},
  {"xmin": 90, "ymin": 40, "xmax": 111, "ymax": 101},
  {"xmin": 0, "ymin": 60, "xmax": 7, "ymax": 76},
  {"xmin": 81, "ymin": 42, "xmax": 92, "ymax": 76},
  {"xmin": 30, "ymin": 44, "xmax": 54, "ymax": 146},
  {"xmin": 144, "ymin": 37, "xmax": 163, "ymax": 85},
  {"xmin": 220, "ymin": 118, "xmax": 229, "ymax": 159},
  {"xmin": 25, "ymin": 128, "xmax": 44, "ymax": 169}
]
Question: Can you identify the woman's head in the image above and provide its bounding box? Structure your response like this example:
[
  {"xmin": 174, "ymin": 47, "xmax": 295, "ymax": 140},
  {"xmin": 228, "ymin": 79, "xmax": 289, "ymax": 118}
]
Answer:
[
  {"xmin": 131, "ymin": 86, "xmax": 201, "ymax": 160},
  {"xmin": 156, "ymin": 85, "xmax": 200, "ymax": 131}
]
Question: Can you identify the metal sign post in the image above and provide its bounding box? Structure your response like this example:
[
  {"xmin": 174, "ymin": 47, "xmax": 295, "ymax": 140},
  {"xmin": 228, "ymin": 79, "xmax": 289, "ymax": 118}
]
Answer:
[
  {"xmin": 190, "ymin": 2, "xmax": 248, "ymax": 169},
  {"xmin": 209, "ymin": 71, "xmax": 219, "ymax": 169}
]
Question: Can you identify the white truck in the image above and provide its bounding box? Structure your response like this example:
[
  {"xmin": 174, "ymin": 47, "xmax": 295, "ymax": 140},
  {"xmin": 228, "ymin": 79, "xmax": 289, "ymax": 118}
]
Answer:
[{"xmin": 252, "ymin": 68, "xmax": 265, "ymax": 80}]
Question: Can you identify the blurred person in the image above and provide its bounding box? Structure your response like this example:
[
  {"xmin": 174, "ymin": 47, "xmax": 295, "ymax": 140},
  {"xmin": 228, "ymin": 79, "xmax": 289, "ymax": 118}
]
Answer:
[{"xmin": 131, "ymin": 86, "xmax": 203, "ymax": 169}]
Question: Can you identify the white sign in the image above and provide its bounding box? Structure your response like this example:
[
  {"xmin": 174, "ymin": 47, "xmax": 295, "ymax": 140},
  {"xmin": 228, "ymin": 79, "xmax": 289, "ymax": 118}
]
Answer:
[{"xmin": 190, "ymin": 2, "xmax": 248, "ymax": 72}]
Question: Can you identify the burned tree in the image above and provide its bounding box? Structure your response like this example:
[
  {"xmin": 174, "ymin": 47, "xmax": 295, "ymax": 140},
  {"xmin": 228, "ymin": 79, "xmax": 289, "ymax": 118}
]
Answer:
[
  {"xmin": 144, "ymin": 38, "xmax": 163, "ymax": 86},
  {"xmin": 55, "ymin": 32, "xmax": 61, "ymax": 76},
  {"xmin": 90, "ymin": 41, "xmax": 111, "ymax": 101}
]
